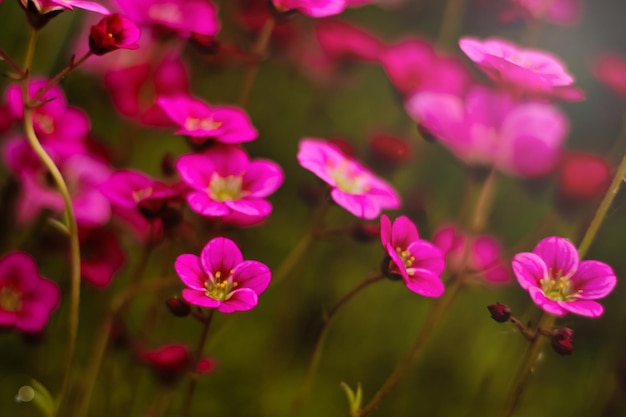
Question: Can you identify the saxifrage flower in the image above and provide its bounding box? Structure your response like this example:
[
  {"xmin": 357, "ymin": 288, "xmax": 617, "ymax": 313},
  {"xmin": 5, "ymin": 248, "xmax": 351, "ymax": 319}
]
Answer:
[
  {"xmin": 512, "ymin": 236, "xmax": 617, "ymax": 318},
  {"xmin": 175, "ymin": 237, "xmax": 271, "ymax": 313}
]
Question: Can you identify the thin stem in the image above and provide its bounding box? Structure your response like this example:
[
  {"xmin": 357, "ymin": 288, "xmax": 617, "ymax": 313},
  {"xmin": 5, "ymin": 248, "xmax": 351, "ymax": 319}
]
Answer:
[
  {"xmin": 577, "ymin": 149, "xmax": 626, "ymax": 259},
  {"xmin": 31, "ymin": 51, "xmax": 92, "ymax": 104},
  {"xmin": 500, "ymin": 313, "xmax": 556, "ymax": 417},
  {"xmin": 20, "ymin": 28, "xmax": 81, "ymax": 416},
  {"xmin": 436, "ymin": 0, "xmax": 467, "ymax": 49},
  {"xmin": 470, "ymin": 168, "xmax": 498, "ymax": 233},
  {"xmin": 356, "ymin": 279, "xmax": 463, "ymax": 417},
  {"xmin": 181, "ymin": 309, "xmax": 216, "ymax": 417},
  {"xmin": 238, "ymin": 17, "xmax": 275, "ymax": 107},
  {"xmin": 293, "ymin": 273, "xmax": 384, "ymax": 414},
  {"xmin": 0, "ymin": 48, "xmax": 27, "ymax": 77}
]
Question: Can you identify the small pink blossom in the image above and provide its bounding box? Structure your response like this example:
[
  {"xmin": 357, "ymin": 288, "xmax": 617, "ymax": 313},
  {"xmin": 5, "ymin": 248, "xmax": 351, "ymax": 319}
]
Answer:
[
  {"xmin": 175, "ymin": 237, "xmax": 271, "ymax": 313},
  {"xmin": 380, "ymin": 215, "xmax": 445, "ymax": 297},
  {"xmin": 157, "ymin": 95, "xmax": 257, "ymax": 144},
  {"xmin": 593, "ymin": 53, "xmax": 626, "ymax": 96},
  {"xmin": 501, "ymin": 0, "xmax": 581, "ymax": 26},
  {"xmin": 89, "ymin": 13, "xmax": 141, "ymax": 56},
  {"xmin": 20, "ymin": 0, "xmax": 109, "ymax": 15},
  {"xmin": 406, "ymin": 86, "xmax": 568, "ymax": 177},
  {"xmin": 557, "ymin": 151, "xmax": 613, "ymax": 204},
  {"xmin": 433, "ymin": 225, "xmax": 510, "ymax": 283},
  {"xmin": 272, "ymin": 0, "xmax": 347, "ymax": 17},
  {"xmin": 512, "ymin": 236, "xmax": 617, "ymax": 318},
  {"xmin": 0, "ymin": 251, "xmax": 61, "ymax": 333},
  {"xmin": 176, "ymin": 144, "xmax": 283, "ymax": 226},
  {"xmin": 297, "ymin": 138, "xmax": 401, "ymax": 219},
  {"xmin": 459, "ymin": 37, "xmax": 583, "ymax": 100},
  {"xmin": 79, "ymin": 227, "xmax": 125, "ymax": 288},
  {"xmin": 381, "ymin": 38, "xmax": 471, "ymax": 96},
  {"xmin": 139, "ymin": 343, "xmax": 215, "ymax": 383},
  {"xmin": 315, "ymin": 20, "xmax": 384, "ymax": 63}
]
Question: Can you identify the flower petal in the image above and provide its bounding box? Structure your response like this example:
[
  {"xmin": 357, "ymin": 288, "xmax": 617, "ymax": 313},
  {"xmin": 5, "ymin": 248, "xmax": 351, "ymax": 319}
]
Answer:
[
  {"xmin": 243, "ymin": 160, "xmax": 284, "ymax": 197},
  {"xmin": 528, "ymin": 286, "xmax": 567, "ymax": 316},
  {"xmin": 182, "ymin": 289, "xmax": 221, "ymax": 309},
  {"xmin": 219, "ymin": 288, "xmax": 258, "ymax": 313},
  {"xmin": 176, "ymin": 154, "xmax": 215, "ymax": 189},
  {"xmin": 233, "ymin": 261, "xmax": 271, "ymax": 295},
  {"xmin": 570, "ymin": 260, "xmax": 617, "ymax": 299},
  {"xmin": 391, "ymin": 216, "xmax": 419, "ymax": 249},
  {"xmin": 532, "ymin": 236, "xmax": 578, "ymax": 278},
  {"xmin": 557, "ymin": 300, "xmax": 604, "ymax": 318},
  {"xmin": 175, "ymin": 254, "xmax": 205, "ymax": 290},
  {"xmin": 380, "ymin": 215, "xmax": 392, "ymax": 247},
  {"xmin": 403, "ymin": 268, "xmax": 445, "ymax": 297},
  {"xmin": 512, "ymin": 252, "xmax": 547, "ymax": 290},
  {"xmin": 225, "ymin": 199, "xmax": 272, "ymax": 217},
  {"xmin": 330, "ymin": 189, "xmax": 379, "ymax": 219},
  {"xmin": 407, "ymin": 240, "xmax": 445, "ymax": 276},
  {"xmin": 200, "ymin": 237, "xmax": 243, "ymax": 276},
  {"xmin": 187, "ymin": 193, "xmax": 230, "ymax": 217}
]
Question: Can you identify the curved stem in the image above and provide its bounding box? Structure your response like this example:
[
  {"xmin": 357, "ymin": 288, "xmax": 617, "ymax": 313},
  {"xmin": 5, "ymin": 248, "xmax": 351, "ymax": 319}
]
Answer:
[
  {"xmin": 471, "ymin": 168, "xmax": 498, "ymax": 233},
  {"xmin": 499, "ymin": 313, "xmax": 556, "ymax": 417},
  {"xmin": 293, "ymin": 273, "xmax": 384, "ymax": 414},
  {"xmin": 21, "ymin": 28, "xmax": 81, "ymax": 416},
  {"xmin": 577, "ymin": 149, "xmax": 626, "ymax": 259},
  {"xmin": 238, "ymin": 16, "xmax": 275, "ymax": 107},
  {"xmin": 356, "ymin": 279, "xmax": 463, "ymax": 417},
  {"xmin": 181, "ymin": 309, "xmax": 216, "ymax": 417},
  {"xmin": 31, "ymin": 51, "xmax": 92, "ymax": 103},
  {"xmin": 436, "ymin": 0, "xmax": 467, "ymax": 49}
]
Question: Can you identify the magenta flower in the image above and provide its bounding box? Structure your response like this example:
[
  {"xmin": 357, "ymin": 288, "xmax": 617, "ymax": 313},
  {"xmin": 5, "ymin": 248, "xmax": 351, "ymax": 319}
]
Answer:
[
  {"xmin": 176, "ymin": 144, "xmax": 283, "ymax": 226},
  {"xmin": 0, "ymin": 252, "xmax": 61, "ymax": 333},
  {"xmin": 406, "ymin": 86, "xmax": 568, "ymax": 177},
  {"xmin": 381, "ymin": 38, "xmax": 471, "ymax": 96},
  {"xmin": 298, "ymin": 139, "xmax": 400, "ymax": 219},
  {"xmin": 79, "ymin": 227, "xmax": 125, "ymax": 288},
  {"xmin": 157, "ymin": 95, "xmax": 257, "ymax": 144},
  {"xmin": 114, "ymin": 0, "xmax": 220, "ymax": 38},
  {"xmin": 272, "ymin": 0, "xmax": 347, "ymax": 17},
  {"xmin": 512, "ymin": 236, "xmax": 617, "ymax": 317},
  {"xmin": 501, "ymin": 0, "xmax": 581, "ymax": 26},
  {"xmin": 593, "ymin": 53, "xmax": 626, "ymax": 96},
  {"xmin": 315, "ymin": 19, "xmax": 383, "ymax": 63},
  {"xmin": 175, "ymin": 237, "xmax": 271, "ymax": 313},
  {"xmin": 139, "ymin": 343, "xmax": 215, "ymax": 383},
  {"xmin": 557, "ymin": 151, "xmax": 613, "ymax": 204},
  {"xmin": 433, "ymin": 225, "xmax": 510, "ymax": 283},
  {"xmin": 459, "ymin": 37, "xmax": 583, "ymax": 100},
  {"xmin": 19, "ymin": 0, "xmax": 109, "ymax": 14},
  {"xmin": 89, "ymin": 13, "xmax": 140, "ymax": 56},
  {"xmin": 380, "ymin": 215, "xmax": 445, "ymax": 297}
]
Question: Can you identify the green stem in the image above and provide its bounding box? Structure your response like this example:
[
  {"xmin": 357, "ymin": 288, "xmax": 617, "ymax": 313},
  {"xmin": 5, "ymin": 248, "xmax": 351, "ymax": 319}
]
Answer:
[
  {"xmin": 21, "ymin": 28, "xmax": 81, "ymax": 417},
  {"xmin": 500, "ymin": 313, "xmax": 556, "ymax": 417},
  {"xmin": 293, "ymin": 273, "xmax": 384, "ymax": 414},
  {"xmin": 470, "ymin": 168, "xmax": 498, "ymax": 233},
  {"xmin": 577, "ymin": 149, "xmax": 626, "ymax": 259},
  {"xmin": 356, "ymin": 280, "xmax": 463, "ymax": 417},
  {"xmin": 31, "ymin": 51, "xmax": 92, "ymax": 104},
  {"xmin": 238, "ymin": 17, "xmax": 275, "ymax": 107},
  {"xmin": 181, "ymin": 309, "xmax": 216, "ymax": 417},
  {"xmin": 436, "ymin": 0, "xmax": 467, "ymax": 49}
]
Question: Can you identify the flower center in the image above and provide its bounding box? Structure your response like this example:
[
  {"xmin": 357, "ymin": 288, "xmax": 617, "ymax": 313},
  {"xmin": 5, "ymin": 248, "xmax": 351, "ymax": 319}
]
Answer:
[
  {"xmin": 0, "ymin": 285, "xmax": 22, "ymax": 312},
  {"xmin": 329, "ymin": 163, "xmax": 369, "ymax": 194},
  {"xmin": 208, "ymin": 174, "xmax": 244, "ymax": 202},
  {"xmin": 395, "ymin": 247, "xmax": 416, "ymax": 276},
  {"xmin": 184, "ymin": 116, "xmax": 223, "ymax": 132},
  {"xmin": 204, "ymin": 270, "xmax": 238, "ymax": 301},
  {"xmin": 34, "ymin": 112, "xmax": 55, "ymax": 135},
  {"xmin": 540, "ymin": 276, "xmax": 578, "ymax": 301},
  {"xmin": 133, "ymin": 186, "xmax": 154, "ymax": 203}
]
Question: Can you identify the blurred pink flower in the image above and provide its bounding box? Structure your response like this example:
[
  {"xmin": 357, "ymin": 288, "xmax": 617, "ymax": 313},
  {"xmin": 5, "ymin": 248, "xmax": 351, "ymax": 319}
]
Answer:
[
  {"xmin": 79, "ymin": 227, "xmax": 125, "ymax": 288},
  {"xmin": 433, "ymin": 225, "xmax": 510, "ymax": 283},
  {"xmin": 557, "ymin": 151, "xmax": 613, "ymax": 204},
  {"xmin": 176, "ymin": 144, "xmax": 283, "ymax": 226},
  {"xmin": 0, "ymin": 251, "xmax": 60, "ymax": 333},
  {"xmin": 380, "ymin": 215, "xmax": 445, "ymax": 297},
  {"xmin": 272, "ymin": 0, "xmax": 347, "ymax": 17},
  {"xmin": 315, "ymin": 19, "xmax": 384, "ymax": 63},
  {"xmin": 157, "ymin": 95, "xmax": 257, "ymax": 144},
  {"xmin": 512, "ymin": 236, "xmax": 617, "ymax": 317},
  {"xmin": 89, "ymin": 13, "xmax": 141, "ymax": 56},
  {"xmin": 593, "ymin": 53, "xmax": 626, "ymax": 96},
  {"xmin": 175, "ymin": 237, "xmax": 271, "ymax": 313},
  {"xmin": 298, "ymin": 138, "xmax": 401, "ymax": 219},
  {"xmin": 19, "ymin": 0, "xmax": 109, "ymax": 14},
  {"xmin": 459, "ymin": 37, "xmax": 583, "ymax": 100},
  {"xmin": 381, "ymin": 38, "xmax": 471, "ymax": 96},
  {"xmin": 114, "ymin": 0, "xmax": 220, "ymax": 38},
  {"xmin": 406, "ymin": 86, "xmax": 569, "ymax": 177},
  {"xmin": 501, "ymin": 0, "xmax": 581, "ymax": 26},
  {"xmin": 139, "ymin": 343, "xmax": 215, "ymax": 383}
]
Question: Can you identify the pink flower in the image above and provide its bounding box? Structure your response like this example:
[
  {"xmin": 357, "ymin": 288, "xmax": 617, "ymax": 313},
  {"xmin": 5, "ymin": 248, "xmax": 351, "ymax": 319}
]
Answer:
[
  {"xmin": 157, "ymin": 95, "xmax": 257, "ymax": 144},
  {"xmin": 89, "ymin": 13, "xmax": 141, "ymax": 56},
  {"xmin": 593, "ymin": 53, "xmax": 626, "ymax": 96},
  {"xmin": 406, "ymin": 86, "xmax": 568, "ymax": 177},
  {"xmin": 114, "ymin": 0, "xmax": 220, "ymax": 38},
  {"xmin": 381, "ymin": 38, "xmax": 471, "ymax": 96},
  {"xmin": 19, "ymin": 0, "xmax": 109, "ymax": 14},
  {"xmin": 175, "ymin": 237, "xmax": 271, "ymax": 313},
  {"xmin": 315, "ymin": 20, "xmax": 384, "ymax": 63},
  {"xmin": 297, "ymin": 139, "xmax": 401, "ymax": 219},
  {"xmin": 501, "ymin": 0, "xmax": 581, "ymax": 26},
  {"xmin": 0, "ymin": 251, "xmax": 61, "ymax": 333},
  {"xmin": 380, "ymin": 215, "xmax": 445, "ymax": 297},
  {"xmin": 272, "ymin": 0, "xmax": 347, "ymax": 17},
  {"xmin": 139, "ymin": 343, "xmax": 215, "ymax": 383},
  {"xmin": 459, "ymin": 37, "xmax": 583, "ymax": 100},
  {"xmin": 176, "ymin": 145, "xmax": 283, "ymax": 226},
  {"xmin": 79, "ymin": 227, "xmax": 125, "ymax": 288},
  {"xmin": 557, "ymin": 151, "xmax": 612, "ymax": 204},
  {"xmin": 512, "ymin": 236, "xmax": 617, "ymax": 317},
  {"xmin": 433, "ymin": 225, "xmax": 510, "ymax": 283}
]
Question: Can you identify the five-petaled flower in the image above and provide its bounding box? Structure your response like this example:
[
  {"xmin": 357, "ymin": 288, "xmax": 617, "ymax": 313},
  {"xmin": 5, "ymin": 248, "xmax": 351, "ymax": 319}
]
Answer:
[
  {"xmin": 89, "ymin": 13, "xmax": 141, "ymax": 56},
  {"xmin": 0, "ymin": 251, "xmax": 61, "ymax": 333},
  {"xmin": 297, "ymin": 139, "xmax": 401, "ymax": 219},
  {"xmin": 512, "ymin": 236, "xmax": 617, "ymax": 318},
  {"xmin": 380, "ymin": 215, "xmax": 445, "ymax": 297},
  {"xmin": 175, "ymin": 237, "xmax": 271, "ymax": 313}
]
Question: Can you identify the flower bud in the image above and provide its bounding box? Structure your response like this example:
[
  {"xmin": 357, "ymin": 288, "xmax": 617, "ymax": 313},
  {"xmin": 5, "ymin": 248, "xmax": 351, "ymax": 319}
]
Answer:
[
  {"xmin": 166, "ymin": 296, "xmax": 191, "ymax": 318},
  {"xmin": 550, "ymin": 327, "xmax": 574, "ymax": 355},
  {"xmin": 89, "ymin": 13, "xmax": 141, "ymax": 56},
  {"xmin": 557, "ymin": 152, "xmax": 612, "ymax": 204},
  {"xmin": 351, "ymin": 222, "xmax": 381, "ymax": 243},
  {"xmin": 368, "ymin": 133, "xmax": 412, "ymax": 166},
  {"xmin": 487, "ymin": 303, "xmax": 512, "ymax": 323}
]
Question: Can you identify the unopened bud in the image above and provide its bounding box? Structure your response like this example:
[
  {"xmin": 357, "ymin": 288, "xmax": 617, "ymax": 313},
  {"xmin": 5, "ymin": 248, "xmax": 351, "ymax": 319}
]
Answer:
[
  {"xmin": 166, "ymin": 296, "xmax": 191, "ymax": 317},
  {"xmin": 550, "ymin": 327, "xmax": 574, "ymax": 355},
  {"xmin": 368, "ymin": 133, "xmax": 412, "ymax": 166},
  {"xmin": 351, "ymin": 222, "xmax": 381, "ymax": 242},
  {"xmin": 487, "ymin": 303, "xmax": 512, "ymax": 323}
]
